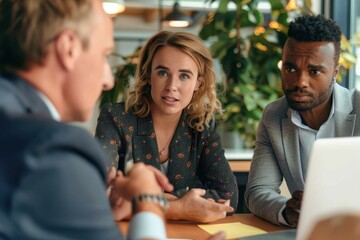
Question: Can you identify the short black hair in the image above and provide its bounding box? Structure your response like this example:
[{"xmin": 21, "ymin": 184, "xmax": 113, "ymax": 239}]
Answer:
[{"xmin": 288, "ymin": 15, "xmax": 342, "ymax": 64}]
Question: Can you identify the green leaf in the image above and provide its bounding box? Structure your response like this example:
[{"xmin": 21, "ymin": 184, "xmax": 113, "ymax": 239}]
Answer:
[
  {"xmin": 244, "ymin": 95, "xmax": 257, "ymax": 111},
  {"xmin": 226, "ymin": 103, "xmax": 241, "ymax": 113},
  {"xmin": 257, "ymin": 99, "xmax": 272, "ymax": 109},
  {"xmin": 269, "ymin": 0, "xmax": 284, "ymax": 11},
  {"xmin": 277, "ymin": 12, "xmax": 289, "ymax": 26},
  {"xmin": 218, "ymin": 0, "xmax": 231, "ymax": 13},
  {"xmin": 199, "ymin": 22, "xmax": 215, "ymax": 40}
]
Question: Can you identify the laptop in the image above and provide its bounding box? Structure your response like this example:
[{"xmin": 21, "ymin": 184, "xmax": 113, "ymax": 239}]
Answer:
[
  {"xmin": 296, "ymin": 136, "xmax": 360, "ymax": 240},
  {"xmin": 239, "ymin": 136, "xmax": 360, "ymax": 240},
  {"xmin": 238, "ymin": 229, "xmax": 296, "ymax": 240}
]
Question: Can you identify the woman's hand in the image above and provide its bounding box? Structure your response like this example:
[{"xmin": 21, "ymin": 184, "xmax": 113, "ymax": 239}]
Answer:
[{"xmin": 166, "ymin": 188, "xmax": 234, "ymax": 223}]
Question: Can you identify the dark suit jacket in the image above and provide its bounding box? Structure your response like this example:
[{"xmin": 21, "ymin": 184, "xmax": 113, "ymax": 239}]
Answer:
[
  {"xmin": 0, "ymin": 74, "xmax": 122, "ymax": 239},
  {"xmin": 95, "ymin": 103, "xmax": 238, "ymax": 210},
  {"xmin": 0, "ymin": 73, "xmax": 51, "ymax": 117}
]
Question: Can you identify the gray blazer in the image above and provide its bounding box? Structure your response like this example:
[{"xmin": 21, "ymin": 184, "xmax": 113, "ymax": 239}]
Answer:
[
  {"xmin": 245, "ymin": 83, "xmax": 360, "ymax": 225},
  {"xmin": 0, "ymin": 74, "xmax": 123, "ymax": 239}
]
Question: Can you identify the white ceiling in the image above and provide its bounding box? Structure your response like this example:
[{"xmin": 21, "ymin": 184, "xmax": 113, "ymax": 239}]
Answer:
[
  {"xmin": 113, "ymin": 0, "xmax": 213, "ymax": 41},
  {"xmin": 123, "ymin": 0, "xmax": 220, "ymax": 10}
]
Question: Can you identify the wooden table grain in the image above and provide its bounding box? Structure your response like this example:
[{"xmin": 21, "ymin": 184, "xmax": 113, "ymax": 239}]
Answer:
[{"xmin": 118, "ymin": 214, "xmax": 289, "ymax": 240}]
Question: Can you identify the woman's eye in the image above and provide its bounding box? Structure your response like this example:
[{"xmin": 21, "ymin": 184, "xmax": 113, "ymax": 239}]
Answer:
[
  {"xmin": 158, "ymin": 70, "xmax": 168, "ymax": 77},
  {"xmin": 179, "ymin": 74, "xmax": 190, "ymax": 80}
]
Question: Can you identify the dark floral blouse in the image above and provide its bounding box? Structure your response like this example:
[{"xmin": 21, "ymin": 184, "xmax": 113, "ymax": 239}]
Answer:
[{"xmin": 95, "ymin": 102, "xmax": 238, "ymax": 211}]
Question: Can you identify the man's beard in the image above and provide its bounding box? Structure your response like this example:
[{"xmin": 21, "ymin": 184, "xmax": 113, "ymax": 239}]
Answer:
[{"xmin": 284, "ymin": 82, "xmax": 334, "ymax": 112}]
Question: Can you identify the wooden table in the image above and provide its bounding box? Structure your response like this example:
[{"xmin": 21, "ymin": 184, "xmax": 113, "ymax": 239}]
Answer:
[
  {"xmin": 228, "ymin": 160, "xmax": 252, "ymax": 172},
  {"xmin": 118, "ymin": 214, "xmax": 289, "ymax": 240},
  {"xmin": 224, "ymin": 148, "xmax": 253, "ymax": 172}
]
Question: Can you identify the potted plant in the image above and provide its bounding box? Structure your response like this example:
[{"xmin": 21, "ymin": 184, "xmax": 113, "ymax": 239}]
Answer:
[
  {"xmin": 100, "ymin": 0, "xmax": 356, "ymax": 149},
  {"xmin": 198, "ymin": 0, "xmax": 355, "ymax": 148},
  {"xmin": 198, "ymin": 0, "xmax": 299, "ymax": 148}
]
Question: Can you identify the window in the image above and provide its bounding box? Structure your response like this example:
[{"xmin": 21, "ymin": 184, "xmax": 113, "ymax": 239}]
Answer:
[{"xmin": 350, "ymin": 0, "xmax": 360, "ymax": 89}]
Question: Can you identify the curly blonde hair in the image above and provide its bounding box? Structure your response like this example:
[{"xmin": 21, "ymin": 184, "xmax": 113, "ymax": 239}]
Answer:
[{"xmin": 126, "ymin": 31, "xmax": 222, "ymax": 132}]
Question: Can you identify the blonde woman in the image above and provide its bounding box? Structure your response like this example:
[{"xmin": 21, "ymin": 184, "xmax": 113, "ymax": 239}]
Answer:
[{"xmin": 96, "ymin": 31, "xmax": 238, "ymax": 222}]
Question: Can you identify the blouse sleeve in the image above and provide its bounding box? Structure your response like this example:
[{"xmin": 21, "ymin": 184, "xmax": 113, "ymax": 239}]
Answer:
[
  {"xmin": 95, "ymin": 103, "xmax": 123, "ymax": 171},
  {"xmin": 198, "ymin": 121, "xmax": 239, "ymax": 212}
]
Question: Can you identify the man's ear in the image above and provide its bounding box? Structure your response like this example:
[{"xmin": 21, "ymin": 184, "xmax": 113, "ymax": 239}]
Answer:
[
  {"xmin": 194, "ymin": 77, "xmax": 203, "ymax": 91},
  {"xmin": 333, "ymin": 64, "xmax": 340, "ymax": 79},
  {"xmin": 53, "ymin": 30, "xmax": 82, "ymax": 71}
]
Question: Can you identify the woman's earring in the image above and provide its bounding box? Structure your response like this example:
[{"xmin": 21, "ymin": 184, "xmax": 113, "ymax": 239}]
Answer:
[{"xmin": 333, "ymin": 77, "xmax": 337, "ymax": 82}]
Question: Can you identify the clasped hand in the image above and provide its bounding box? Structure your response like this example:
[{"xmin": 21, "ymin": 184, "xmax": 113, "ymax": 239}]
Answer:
[
  {"xmin": 283, "ymin": 190, "xmax": 303, "ymax": 227},
  {"xmin": 106, "ymin": 163, "xmax": 173, "ymax": 221}
]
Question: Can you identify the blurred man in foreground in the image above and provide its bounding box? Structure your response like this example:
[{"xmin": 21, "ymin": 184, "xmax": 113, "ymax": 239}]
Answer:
[{"xmin": 0, "ymin": 0, "xmax": 173, "ymax": 239}]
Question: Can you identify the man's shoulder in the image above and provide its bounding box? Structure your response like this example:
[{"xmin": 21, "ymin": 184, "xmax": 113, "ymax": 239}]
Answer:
[
  {"xmin": 0, "ymin": 112, "xmax": 114, "ymax": 240},
  {"xmin": 263, "ymin": 96, "xmax": 289, "ymax": 117},
  {"xmin": 0, "ymin": 74, "xmax": 23, "ymax": 110},
  {"xmin": 2, "ymin": 112, "xmax": 92, "ymax": 143},
  {"xmin": 349, "ymin": 85, "xmax": 360, "ymax": 100},
  {"xmin": 333, "ymin": 83, "xmax": 360, "ymax": 113},
  {"xmin": 0, "ymin": 112, "xmax": 106, "ymax": 178},
  {"xmin": 0, "ymin": 74, "xmax": 50, "ymax": 116}
]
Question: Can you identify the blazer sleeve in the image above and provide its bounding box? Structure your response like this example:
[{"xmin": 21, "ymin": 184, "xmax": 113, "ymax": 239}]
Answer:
[
  {"xmin": 244, "ymin": 110, "xmax": 288, "ymax": 225},
  {"xmin": 197, "ymin": 121, "xmax": 239, "ymax": 212},
  {"xmin": 95, "ymin": 103, "xmax": 123, "ymax": 171},
  {"xmin": 12, "ymin": 126, "xmax": 124, "ymax": 240}
]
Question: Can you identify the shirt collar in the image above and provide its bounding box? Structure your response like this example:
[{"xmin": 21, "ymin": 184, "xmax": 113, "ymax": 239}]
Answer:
[
  {"xmin": 35, "ymin": 90, "xmax": 61, "ymax": 121},
  {"xmin": 290, "ymin": 92, "xmax": 335, "ymax": 130}
]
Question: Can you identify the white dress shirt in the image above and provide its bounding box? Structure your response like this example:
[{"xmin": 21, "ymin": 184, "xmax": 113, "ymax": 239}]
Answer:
[{"xmin": 278, "ymin": 94, "xmax": 336, "ymax": 226}]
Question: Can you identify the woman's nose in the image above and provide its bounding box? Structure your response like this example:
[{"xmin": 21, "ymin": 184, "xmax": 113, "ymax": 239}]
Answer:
[{"xmin": 166, "ymin": 76, "xmax": 177, "ymax": 91}]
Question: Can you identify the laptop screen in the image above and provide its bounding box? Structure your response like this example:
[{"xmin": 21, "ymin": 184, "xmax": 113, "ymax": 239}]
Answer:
[{"xmin": 296, "ymin": 136, "xmax": 360, "ymax": 240}]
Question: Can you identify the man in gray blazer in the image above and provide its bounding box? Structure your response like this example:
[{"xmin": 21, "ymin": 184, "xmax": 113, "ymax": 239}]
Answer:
[
  {"xmin": 0, "ymin": 0, "xmax": 173, "ymax": 239},
  {"xmin": 245, "ymin": 15, "xmax": 360, "ymax": 227}
]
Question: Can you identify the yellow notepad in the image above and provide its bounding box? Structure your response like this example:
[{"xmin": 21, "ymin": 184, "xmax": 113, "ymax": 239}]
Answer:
[{"xmin": 198, "ymin": 222, "xmax": 267, "ymax": 239}]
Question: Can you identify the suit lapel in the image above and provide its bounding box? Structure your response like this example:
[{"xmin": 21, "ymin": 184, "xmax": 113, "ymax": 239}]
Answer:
[
  {"xmin": 334, "ymin": 114, "xmax": 356, "ymax": 137},
  {"xmin": 167, "ymin": 112, "xmax": 194, "ymax": 188},
  {"xmin": 132, "ymin": 114, "xmax": 161, "ymax": 168},
  {"xmin": 131, "ymin": 111, "xmax": 195, "ymax": 188},
  {"xmin": 333, "ymin": 83, "xmax": 356, "ymax": 137},
  {"xmin": 281, "ymin": 112, "xmax": 305, "ymax": 187}
]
